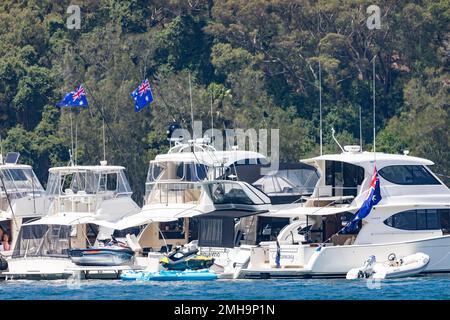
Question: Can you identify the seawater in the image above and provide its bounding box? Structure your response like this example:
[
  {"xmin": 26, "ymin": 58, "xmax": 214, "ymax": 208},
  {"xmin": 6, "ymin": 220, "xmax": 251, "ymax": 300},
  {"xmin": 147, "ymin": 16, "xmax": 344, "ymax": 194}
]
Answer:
[{"xmin": 0, "ymin": 275, "xmax": 449, "ymax": 300}]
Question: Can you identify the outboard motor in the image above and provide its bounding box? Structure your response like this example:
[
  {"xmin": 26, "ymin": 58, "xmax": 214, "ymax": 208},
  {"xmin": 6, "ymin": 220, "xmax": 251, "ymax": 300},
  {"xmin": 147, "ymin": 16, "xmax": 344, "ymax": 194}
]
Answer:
[{"xmin": 357, "ymin": 255, "xmax": 376, "ymax": 278}]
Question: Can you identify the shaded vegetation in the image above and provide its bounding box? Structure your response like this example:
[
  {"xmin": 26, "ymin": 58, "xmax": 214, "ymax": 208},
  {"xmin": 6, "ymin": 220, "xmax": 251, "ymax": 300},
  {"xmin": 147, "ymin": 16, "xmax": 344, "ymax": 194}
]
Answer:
[{"xmin": 0, "ymin": 0, "xmax": 449, "ymax": 201}]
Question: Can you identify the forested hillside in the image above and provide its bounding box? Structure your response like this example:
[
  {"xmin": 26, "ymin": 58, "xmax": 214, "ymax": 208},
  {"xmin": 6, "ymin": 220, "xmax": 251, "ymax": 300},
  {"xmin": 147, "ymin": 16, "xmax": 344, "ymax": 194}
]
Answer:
[{"xmin": 0, "ymin": 0, "xmax": 448, "ymax": 202}]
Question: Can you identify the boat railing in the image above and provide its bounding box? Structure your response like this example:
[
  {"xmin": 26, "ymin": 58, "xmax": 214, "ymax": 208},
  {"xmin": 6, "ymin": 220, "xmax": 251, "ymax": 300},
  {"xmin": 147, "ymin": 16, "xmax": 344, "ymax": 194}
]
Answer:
[
  {"xmin": 304, "ymin": 186, "xmax": 359, "ymax": 207},
  {"xmin": 145, "ymin": 181, "xmax": 203, "ymax": 205}
]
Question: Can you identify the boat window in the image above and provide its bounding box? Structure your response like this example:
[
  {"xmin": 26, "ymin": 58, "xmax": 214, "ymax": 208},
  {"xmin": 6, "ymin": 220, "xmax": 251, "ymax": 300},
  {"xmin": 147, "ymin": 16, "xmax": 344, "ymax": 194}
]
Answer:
[
  {"xmin": 256, "ymin": 217, "xmax": 290, "ymax": 243},
  {"xmin": 325, "ymin": 161, "xmax": 364, "ymax": 196},
  {"xmin": 384, "ymin": 209, "xmax": 450, "ymax": 230},
  {"xmin": 146, "ymin": 162, "xmax": 166, "ymax": 182},
  {"xmin": 440, "ymin": 210, "xmax": 450, "ymax": 233},
  {"xmin": 0, "ymin": 168, "xmax": 44, "ymax": 192},
  {"xmin": 198, "ymin": 217, "xmax": 235, "ymax": 248},
  {"xmin": 209, "ymin": 182, "xmax": 254, "ymax": 205},
  {"xmin": 99, "ymin": 173, "xmax": 117, "ymax": 192},
  {"xmin": 12, "ymin": 224, "xmax": 71, "ymax": 258},
  {"xmin": 378, "ymin": 165, "xmax": 440, "ymax": 185},
  {"xmin": 159, "ymin": 219, "xmax": 185, "ymax": 240},
  {"xmin": 253, "ymin": 168, "xmax": 319, "ymax": 195},
  {"xmin": 184, "ymin": 163, "xmax": 208, "ymax": 181},
  {"xmin": 86, "ymin": 224, "xmax": 99, "ymax": 246},
  {"xmin": 117, "ymin": 170, "xmax": 132, "ymax": 194}
]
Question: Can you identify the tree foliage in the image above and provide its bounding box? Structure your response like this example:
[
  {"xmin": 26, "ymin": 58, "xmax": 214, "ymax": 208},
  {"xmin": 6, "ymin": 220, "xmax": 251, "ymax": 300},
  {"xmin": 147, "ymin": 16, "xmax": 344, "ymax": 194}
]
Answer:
[{"xmin": 0, "ymin": 0, "xmax": 449, "ymax": 201}]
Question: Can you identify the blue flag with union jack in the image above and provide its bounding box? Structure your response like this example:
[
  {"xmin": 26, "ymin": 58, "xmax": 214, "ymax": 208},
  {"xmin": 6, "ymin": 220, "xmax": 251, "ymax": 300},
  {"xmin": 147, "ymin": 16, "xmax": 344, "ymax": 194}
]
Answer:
[
  {"xmin": 344, "ymin": 166, "xmax": 382, "ymax": 232},
  {"xmin": 131, "ymin": 79, "xmax": 153, "ymax": 112},
  {"xmin": 56, "ymin": 85, "xmax": 88, "ymax": 108}
]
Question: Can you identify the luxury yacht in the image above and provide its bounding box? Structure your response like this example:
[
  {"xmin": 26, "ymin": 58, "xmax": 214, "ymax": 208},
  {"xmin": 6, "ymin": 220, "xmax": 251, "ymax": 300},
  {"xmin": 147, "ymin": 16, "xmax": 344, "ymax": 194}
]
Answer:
[
  {"xmin": 0, "ymin": 152, "xmax": 46, "ymax": 252},
  {"xmin": 105, "ymin": 139, "xmax": 278, "ymax": 251},
  {"xmin": 3, "ymin": 162, "xmax": 141, "ymax": 279},
  {"xmin": 229, "ymin": 146, "xmax": 450, "ymax": 278},
  {"xmin": 98, "ymin": 138, "xmax": 319, "ymax": 274}
]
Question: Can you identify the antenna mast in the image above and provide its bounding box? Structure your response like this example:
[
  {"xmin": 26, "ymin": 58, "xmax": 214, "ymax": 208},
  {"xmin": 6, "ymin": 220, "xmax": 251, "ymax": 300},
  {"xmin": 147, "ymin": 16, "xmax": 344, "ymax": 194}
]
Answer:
[
  {"xmin": 319, "ymin": 60, "xmax": 323, "ymax": 156},
  {"xmin": 210, "ymin": 94, "xmax": 214, "ymax": 134},
  {"xmin": 102, "ymin": 109, "xmax": 106, "ymax": 162},
  {"xmin": 359, "ymin": 105, "xmax": 363, "ymax": 151},
  {"xmin": 188, "ymin": 71, "xmax": 194, "ymax": 137}
]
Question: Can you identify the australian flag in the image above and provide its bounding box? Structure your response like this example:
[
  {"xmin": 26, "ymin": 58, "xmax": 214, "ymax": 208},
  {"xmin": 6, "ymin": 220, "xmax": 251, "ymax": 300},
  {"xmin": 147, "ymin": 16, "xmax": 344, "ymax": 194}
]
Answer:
[
  {"xmin": 56, "ymin": 85, "xmax": 88, "ymax": 108},
  {"xmin": 344, "ymin": 167, "xmax": 382, "ymax": 232},
  {"xmin": 131, "ymin": 79, "xmax": 153, "ymax": 112}
]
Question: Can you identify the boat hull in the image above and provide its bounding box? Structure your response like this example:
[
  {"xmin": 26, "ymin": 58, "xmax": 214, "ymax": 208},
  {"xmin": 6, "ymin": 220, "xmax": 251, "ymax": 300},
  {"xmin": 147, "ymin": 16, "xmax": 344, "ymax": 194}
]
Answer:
[{"xmin": 239, "ymin": 235, "xmax": 450, "ymax": 278}]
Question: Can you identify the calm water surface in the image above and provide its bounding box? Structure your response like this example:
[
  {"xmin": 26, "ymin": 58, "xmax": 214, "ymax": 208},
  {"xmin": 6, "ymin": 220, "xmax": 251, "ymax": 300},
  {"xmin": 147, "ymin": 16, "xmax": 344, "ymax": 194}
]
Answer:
[{"xmin": 0, "ymin": 275, "xmax": 449, "ymax": 300}]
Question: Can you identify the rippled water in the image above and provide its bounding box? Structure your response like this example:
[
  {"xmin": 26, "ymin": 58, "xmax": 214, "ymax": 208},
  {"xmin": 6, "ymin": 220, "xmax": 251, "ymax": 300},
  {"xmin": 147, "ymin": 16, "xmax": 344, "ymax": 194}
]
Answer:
[{"xmin": 0, "ymin": 274, "xmax": 449, "ymax": 300}]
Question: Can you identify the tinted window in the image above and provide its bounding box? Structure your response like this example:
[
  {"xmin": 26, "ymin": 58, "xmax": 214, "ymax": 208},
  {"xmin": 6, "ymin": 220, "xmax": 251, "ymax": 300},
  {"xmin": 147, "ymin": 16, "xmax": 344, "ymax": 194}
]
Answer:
[
  {"xmin": 325, "ymin": 161, "xmax": 364, "ymax": 196},
  {"xmin": 379, "ymin": 165, "xmax": 440, "ymax": 185},
  {"xmin": 384, "ymin": 209, "xmax": 449, "ymax": 230},
  {"xmin": 440, "ymin": 210, "xmax": 450, "ymax": 231}
]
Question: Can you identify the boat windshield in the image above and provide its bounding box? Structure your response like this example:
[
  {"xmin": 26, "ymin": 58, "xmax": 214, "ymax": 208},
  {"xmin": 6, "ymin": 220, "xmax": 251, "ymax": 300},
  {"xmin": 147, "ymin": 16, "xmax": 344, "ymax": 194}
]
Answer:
[
  {"xmin": 145, "ymin": 161, "xmax": 209, "ymax": 204},
  {"xmin": 253, "ymin": 168, "xmax": 319, "ymax": 196},
  {"xmin": 12, "ymin": 224, "xmax": 71, "ymax": 258},
  {"xmin": 0, "ymin": 167, "xmax": 44, "ymax": 193},
  {"xmin": 46, "ymin": 169, "xmax": 132, "ymax": 198},
  {"xmin": 0, "ymin": 167, "xmax": 44, "ymax": 210},
  {"xmin": 146, "ymin": 161, "xmax": 209, "ymax": 183}
]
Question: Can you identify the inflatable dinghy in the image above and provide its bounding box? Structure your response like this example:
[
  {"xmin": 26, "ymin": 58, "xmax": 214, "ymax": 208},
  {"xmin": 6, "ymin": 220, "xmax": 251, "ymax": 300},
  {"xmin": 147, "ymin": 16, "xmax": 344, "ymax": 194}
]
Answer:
[
  {"xmin": 121, "ymin": 269, "xmax": 217, "ymax": 281},
  {"xmin": 346, "ymin": 252, "xmax": 430, "ymax": 280}
]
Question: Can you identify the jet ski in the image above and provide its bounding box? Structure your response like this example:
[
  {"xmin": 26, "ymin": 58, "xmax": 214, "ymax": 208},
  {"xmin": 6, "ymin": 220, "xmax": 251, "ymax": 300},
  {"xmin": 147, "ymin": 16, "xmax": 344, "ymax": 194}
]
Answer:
[
  {"xmin": 69, "ymin": 236, "xmax": 135, "ymax": 266},
  {"xmin": 159, "ymin": 246, "xmax": 214, "ymax": 271},
  {"xmin": 121, "ymin": 269, "xmax": 217, "ymax": 281},
  {"xmin": 346, "ymin": 253, "xmax": 430, "ymax": 279}
]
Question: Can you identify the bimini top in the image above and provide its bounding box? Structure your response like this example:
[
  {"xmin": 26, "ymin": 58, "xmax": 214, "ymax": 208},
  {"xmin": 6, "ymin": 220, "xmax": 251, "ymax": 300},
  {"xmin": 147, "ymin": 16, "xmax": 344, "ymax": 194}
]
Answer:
[
  {"xmin": 152, "ymin": 150, "xmax": 266, "ymax": 167},
  {"xmin": 49, "ymin": 165, "xmax": 126, "ymax": 173},
  {"xmin": 302, "ymin": 151, "xmax": 434, "ymax": 167}
]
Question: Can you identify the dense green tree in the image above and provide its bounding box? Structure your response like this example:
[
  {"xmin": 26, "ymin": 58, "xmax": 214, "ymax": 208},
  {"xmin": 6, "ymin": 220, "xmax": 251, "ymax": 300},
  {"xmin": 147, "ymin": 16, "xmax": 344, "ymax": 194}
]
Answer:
[{"xmin": 0, "ymin": 0, "xmax": 449, "ymax": 198}]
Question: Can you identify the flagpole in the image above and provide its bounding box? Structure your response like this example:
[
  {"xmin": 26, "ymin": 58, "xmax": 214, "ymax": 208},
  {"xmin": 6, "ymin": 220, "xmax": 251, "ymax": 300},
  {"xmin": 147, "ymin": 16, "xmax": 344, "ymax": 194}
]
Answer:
[
  {"xmin": 372, "ymin": 56, "xmax": 376, "ymax": 155},
  {"xmin": 70, "ymin": 109, "xmax": 74, "ymax": 166},
  {"xmin": 75, "ymin": 111, "xmax": 78, "ymax": 165}
]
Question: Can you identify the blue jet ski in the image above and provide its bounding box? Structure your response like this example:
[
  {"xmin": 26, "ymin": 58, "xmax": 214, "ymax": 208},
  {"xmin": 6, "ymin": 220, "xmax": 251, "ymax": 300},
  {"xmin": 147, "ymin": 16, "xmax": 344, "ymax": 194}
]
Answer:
[{"xmin": 121, "ymin": 269, "xmax": 217, "ymax": 281}]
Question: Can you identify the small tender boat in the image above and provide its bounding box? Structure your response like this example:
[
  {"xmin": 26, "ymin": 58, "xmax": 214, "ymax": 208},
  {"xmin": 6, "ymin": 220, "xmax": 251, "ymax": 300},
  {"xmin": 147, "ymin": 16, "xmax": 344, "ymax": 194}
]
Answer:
[
  {"xmin": 160, "ymin": 247, "xmax": 215, "ymax": 271},
  {"xmin": 121, "ymin": 269, "xmax": 217, "ymax": 281},
  {"xmin": 346, "ymin": 253, "xmax": 430, "ymax": 280},
  {"xmin": 69, "ymin": 246, "xmax": 135, "ymax": 266}
]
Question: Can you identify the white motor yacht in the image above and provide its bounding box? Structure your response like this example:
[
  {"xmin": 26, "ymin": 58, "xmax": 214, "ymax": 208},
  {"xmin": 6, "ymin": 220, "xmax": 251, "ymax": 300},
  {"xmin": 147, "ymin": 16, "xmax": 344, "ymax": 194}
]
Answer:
[
  {"xmin": 233, "ymin": 147, "xmax": 450, "ymax": 278},
  {"xmin": 3, "ymin": 162, "xmax": 141, "ymax": 279}
]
